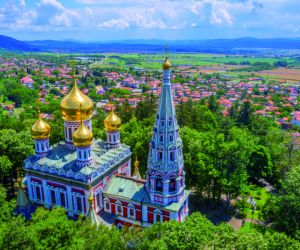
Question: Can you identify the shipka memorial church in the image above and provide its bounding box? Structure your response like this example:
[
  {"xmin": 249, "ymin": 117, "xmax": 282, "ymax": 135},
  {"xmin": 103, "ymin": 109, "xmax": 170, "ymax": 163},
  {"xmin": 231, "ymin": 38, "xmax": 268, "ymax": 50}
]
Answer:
[{"xmin": 22, "ymin": 53, "xmax": 190, "ymax": 227}]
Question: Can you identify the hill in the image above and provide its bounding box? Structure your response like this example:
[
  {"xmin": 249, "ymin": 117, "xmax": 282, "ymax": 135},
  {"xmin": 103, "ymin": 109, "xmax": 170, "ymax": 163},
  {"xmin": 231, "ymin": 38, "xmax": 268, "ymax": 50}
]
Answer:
[
  {"xmin": 0, "ymin": 35, "xmax": 38, "ymax": 52},
  {"xmin": 27, "ymin": 37, "xmax": 300, "ymax": 53},
  {"xmin": 1, "ymin": 35, "xmax": 300, "ymax": 53}
]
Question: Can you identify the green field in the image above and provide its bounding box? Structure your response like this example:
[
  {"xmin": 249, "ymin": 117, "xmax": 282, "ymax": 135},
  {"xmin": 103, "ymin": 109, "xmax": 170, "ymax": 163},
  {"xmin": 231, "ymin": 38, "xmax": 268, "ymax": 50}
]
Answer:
[{"xmin": 88, "ymin": 53, "xmax": 300, "ymax": 71}]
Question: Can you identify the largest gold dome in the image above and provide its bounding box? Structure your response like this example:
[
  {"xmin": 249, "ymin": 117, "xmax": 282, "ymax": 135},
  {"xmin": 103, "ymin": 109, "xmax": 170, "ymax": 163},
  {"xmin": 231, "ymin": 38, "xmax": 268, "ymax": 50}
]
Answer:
[
  {"xmin": 60, "ymin": 78, "xmax": 94, "ymax": 121},
  {"xmin": 31, "ymin": 115, "xmax": 51, "ymax": 140},
  {"xmin": 73, "ymin": 121, "xmax": 93, "ymax": 147},
  {"xmin": 104, "ymin": 111, "xmax": 121, "ymax": 132}
]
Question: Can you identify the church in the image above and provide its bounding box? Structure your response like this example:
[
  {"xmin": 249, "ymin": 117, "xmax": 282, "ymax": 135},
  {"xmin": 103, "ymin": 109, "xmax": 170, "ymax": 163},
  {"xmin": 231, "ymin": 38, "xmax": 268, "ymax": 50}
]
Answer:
[{"xmin": 22, "ymin": 53, "xmax": 190, "ymax": 227}]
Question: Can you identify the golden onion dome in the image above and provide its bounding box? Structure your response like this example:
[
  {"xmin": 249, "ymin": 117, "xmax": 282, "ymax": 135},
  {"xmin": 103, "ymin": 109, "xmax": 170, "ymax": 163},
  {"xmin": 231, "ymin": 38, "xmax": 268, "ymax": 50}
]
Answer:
[
  {"xmin": 60, "ymin": 78, "xmax": 94, "ymax": 121},
  {"xmin": 162, "ymin": 56, "xmax": 171, "ymax": 70},
  {"xmin": 88, "ymin": 195, "xmax": 94, "ymax": 204},
  {"xmin": 31, "ymin": 115, "xmax": 51, "ymax": 140},
  {"xmin": 73, "ymin": 121, "xmax": 93, "ymax": 147},
  {"xmin": 104, "ymin": 110, "xmax": 121, "ymax": 132}
]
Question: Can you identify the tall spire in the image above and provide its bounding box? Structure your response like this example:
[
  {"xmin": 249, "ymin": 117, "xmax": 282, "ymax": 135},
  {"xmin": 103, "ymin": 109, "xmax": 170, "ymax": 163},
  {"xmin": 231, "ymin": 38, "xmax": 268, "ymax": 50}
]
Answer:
[{"xmin": 146, "ymin": 51, "xmax": 185, "ymax": 206}]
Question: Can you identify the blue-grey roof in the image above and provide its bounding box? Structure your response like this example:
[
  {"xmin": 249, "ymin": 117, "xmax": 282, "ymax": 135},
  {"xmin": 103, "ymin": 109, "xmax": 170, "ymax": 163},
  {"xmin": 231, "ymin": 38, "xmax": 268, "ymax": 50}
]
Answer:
[
  {"xmin": 104, "ymin": 175, "xmax": 190, "ymax": 212},
  {"xmin": 104, "ymin": 175, "xmax": 150, "ymax": 203},
  {"xmin": 24, "ymin": 139, "xmax": 131, "ymax": 183}
]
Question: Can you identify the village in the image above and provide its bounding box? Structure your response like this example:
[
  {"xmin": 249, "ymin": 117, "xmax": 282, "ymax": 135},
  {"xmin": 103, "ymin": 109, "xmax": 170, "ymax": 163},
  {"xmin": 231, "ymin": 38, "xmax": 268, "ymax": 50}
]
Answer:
[{"xmin": 1, "ymin": 53, "xmax": 300, "ymax": 133}]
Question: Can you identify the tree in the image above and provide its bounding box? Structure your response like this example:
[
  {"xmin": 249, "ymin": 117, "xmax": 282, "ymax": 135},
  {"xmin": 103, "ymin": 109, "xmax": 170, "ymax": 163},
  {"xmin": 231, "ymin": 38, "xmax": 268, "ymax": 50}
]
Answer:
[
  {"xmin": 265, "ymin": 165, "xmax": 300, "ymax": 239},
  {"xmin": 247, "ymin": 145, "xmax": 273, "ymax": 180},
  {"xmin": 238, "ymin": 100, "xmax": 252, "ymax": 126},
  {"xmin": 208, "ymin": 94, "xmax": 220, "ymax": 114},
  {"xmin": 0, "ymin": 156, "xmax": 12, "ymax": 185},
  {"xmin": 0, "ymin": 129, "xmax": 34, "ymax": 191},
  {"xmin": 220, "ymin": 127, "xmax": 256, "ymax": 207},
  {"xmin": 121, "ymin": 118, "xmax": 152, "ymax": 177}
]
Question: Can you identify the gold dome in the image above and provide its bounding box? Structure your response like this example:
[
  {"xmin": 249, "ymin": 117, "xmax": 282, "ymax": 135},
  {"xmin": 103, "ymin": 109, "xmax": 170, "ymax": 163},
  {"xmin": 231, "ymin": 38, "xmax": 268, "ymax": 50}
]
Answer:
[
  {"xmin": 104, "ymin": 111, "xmax": 121, "ymax": 132},
  {"xmin": 88, "ymin": 195, "xmax": 94, "ymax": 204},
  {"xmin": 31, "ymin": 115, "xmax": 51, "ymax": 140},
  {"xmin": 60, "ymin": 78, "xmax": 94, "ymax": 121},
  {"xmin": 73, "ymin": 121, "xmax": 93, "ymax": 147},
  {"xmin": 162, "ymin": 57, "xmax": 171, "ymax": 70}
]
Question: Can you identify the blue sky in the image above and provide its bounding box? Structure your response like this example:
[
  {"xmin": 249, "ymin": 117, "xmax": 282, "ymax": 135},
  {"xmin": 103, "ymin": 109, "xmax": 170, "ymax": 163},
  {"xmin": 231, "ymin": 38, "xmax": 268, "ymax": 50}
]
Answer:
[{"xmin": 0, "ymin": 0, "xmax": 300, "ymax": 41}]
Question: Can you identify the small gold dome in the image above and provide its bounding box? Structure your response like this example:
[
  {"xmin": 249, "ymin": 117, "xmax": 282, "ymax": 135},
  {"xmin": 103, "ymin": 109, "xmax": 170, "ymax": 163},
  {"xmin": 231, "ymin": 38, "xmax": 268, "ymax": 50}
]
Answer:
[
  {"xmin": 104, "ymin": 111, "xmax": 121, "ymax": 132},
  {"xmin": 162, "ymin": 57, "xmax": 171, "ymax": 70},
  {"xmin": 73, "ymin": 122, "xmax": 93, "ymax": 147},
  {"xmin": 17, "ymin": 177, "xmax": 23, "ymax": 189},
  {"xmin": 60, "ymin": 78, "xmax": 94, "ymax": 121},
  {"xmin": 134, "ymin": 157, "xmax": 139, "ymax": 169},
  {"xmin": 31, "ymin": 115, "xmax": 51, "ymax": 140},
  {"xmin": 88, "ymin": 195, "xmax": 94, "ymax": 204}
]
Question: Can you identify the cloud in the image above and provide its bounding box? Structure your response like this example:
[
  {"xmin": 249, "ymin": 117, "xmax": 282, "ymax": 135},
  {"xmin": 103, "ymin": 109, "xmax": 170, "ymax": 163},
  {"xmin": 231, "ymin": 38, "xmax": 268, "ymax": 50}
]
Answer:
[
  {"xmin": 97, "ymin": 18, "xmax": 130, "ymax": 29},
  {"xmin": 0, "ymin": 0, "xmax": 300, "ymax": 39}
]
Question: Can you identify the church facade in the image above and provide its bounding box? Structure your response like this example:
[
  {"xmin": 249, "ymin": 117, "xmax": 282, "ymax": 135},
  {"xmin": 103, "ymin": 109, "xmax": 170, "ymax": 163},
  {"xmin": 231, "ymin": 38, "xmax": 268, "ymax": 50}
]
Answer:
[{"xmin": 23, "ymin": 54, "xmax": 190, "ymax": 227}]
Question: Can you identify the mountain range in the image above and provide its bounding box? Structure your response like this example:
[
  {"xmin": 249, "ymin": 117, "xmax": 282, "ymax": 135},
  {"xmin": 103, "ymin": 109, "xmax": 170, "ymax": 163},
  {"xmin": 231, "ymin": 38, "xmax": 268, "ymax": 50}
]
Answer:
[{"xmin": 1, "ymin": 35, "xmax": 300, "ymax": 53}]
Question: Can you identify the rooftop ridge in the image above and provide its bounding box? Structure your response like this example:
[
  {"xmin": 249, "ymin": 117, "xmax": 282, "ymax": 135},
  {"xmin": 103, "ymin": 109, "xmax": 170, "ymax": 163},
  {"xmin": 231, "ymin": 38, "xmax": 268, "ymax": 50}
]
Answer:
[{"xmin": 115, "ymin": 174, "xmax": 146, "ymax": 184}]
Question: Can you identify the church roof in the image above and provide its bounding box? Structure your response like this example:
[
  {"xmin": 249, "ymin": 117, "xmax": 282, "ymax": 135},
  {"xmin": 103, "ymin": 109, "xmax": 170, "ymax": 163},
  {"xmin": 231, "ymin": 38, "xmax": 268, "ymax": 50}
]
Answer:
[
  {"xmin": 104, "ymin": 175, "xmax": 190, "ymax": 212},
  {"xmin": 24, "ymin": 139, "xmax": 131, "ymax": 183},
  {"xmin": 104, "ymin": 175, "xmax": 150, "ymax": 203}
]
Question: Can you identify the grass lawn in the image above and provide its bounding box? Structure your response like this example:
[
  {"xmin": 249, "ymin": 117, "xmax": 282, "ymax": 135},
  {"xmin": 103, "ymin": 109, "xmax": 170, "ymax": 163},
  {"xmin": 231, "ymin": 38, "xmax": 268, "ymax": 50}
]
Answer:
[
  {"xmin": 240, "ymin": 222, "xmax": 266, "ymax": 233},
  {"xmin": 237, "ymin": 184, "xmax": 271, "ymax": 221}
]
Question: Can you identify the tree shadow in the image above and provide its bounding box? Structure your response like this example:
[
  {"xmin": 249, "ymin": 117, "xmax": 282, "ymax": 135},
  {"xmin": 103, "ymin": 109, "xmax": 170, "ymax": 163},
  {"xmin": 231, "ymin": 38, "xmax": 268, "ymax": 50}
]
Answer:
[{"xmin": 188, "ymin": 193, "xmax": 232, "ymax": 225}]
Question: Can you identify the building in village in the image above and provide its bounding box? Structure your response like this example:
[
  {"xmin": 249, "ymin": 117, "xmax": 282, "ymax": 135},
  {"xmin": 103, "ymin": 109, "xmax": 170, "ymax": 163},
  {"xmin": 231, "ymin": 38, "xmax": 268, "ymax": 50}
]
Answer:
[{"xmin": 22, "ymin": 53, "xmax": 190, "ymax": 227}]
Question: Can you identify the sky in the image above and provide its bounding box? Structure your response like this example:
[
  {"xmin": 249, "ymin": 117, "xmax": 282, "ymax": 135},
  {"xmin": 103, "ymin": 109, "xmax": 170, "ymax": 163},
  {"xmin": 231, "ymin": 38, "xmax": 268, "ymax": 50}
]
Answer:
[{"xmin": 0, "ymin": 0, "xmax": 300, "ymax": 41}]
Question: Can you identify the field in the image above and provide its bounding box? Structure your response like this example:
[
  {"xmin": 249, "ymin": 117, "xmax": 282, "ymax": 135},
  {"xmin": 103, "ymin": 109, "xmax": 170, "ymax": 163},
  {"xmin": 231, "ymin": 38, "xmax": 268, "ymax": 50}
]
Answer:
[
  {"xmin": 89, "ymin": 53, "xmax": 300, "ymax": 81},
  {"xmin": 257, "ymin": 68, "xmax": 300, "ymax": 81}
]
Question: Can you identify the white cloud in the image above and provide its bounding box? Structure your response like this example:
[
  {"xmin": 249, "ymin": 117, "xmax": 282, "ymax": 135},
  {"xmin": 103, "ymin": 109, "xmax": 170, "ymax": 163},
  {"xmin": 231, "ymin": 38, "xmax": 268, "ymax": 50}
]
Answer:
[
  {"xmin": 97, "ymin": 18, "xmax": 130, "ymax": 29},
  {"xmin": 0, "ymin": 0, "xmax": 300, "ymax": 39}
]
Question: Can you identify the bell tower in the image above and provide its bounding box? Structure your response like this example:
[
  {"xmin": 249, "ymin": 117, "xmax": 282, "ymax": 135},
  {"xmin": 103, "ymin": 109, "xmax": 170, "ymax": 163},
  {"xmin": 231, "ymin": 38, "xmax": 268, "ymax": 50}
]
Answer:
[{"xmin": 146, "ymin": 49, "xmax": 185, "ymax": 206}]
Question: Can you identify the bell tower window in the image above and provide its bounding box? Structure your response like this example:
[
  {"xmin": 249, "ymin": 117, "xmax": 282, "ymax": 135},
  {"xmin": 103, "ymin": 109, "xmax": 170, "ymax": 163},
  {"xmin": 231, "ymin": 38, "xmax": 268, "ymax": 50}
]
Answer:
[{"xmin": 156, "ymin": 179, "xmax": 163, "ymax": 192}]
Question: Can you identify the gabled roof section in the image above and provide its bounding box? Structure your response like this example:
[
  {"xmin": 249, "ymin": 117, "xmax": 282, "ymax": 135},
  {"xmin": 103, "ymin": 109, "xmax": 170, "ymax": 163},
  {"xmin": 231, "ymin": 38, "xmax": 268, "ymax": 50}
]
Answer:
[{"xmin": 104, "ymin": 175, "xmax": 150, "ymax": 203}]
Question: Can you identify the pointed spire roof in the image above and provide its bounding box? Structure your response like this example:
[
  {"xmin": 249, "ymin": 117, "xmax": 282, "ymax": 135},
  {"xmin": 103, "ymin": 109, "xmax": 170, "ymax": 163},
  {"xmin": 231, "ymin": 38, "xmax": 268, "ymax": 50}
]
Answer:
[
  {"xmin": 16, "ymin": 177, "xmax": 29, "ymax": 208},
  {"xmin": 133, "ymin": 157, "xmax": 141, "ymax": 180},
  {"xmin": 87, "ymin": 195, "xmax": 99, "ymax": 225},
  {"xmin": 147, "ymin": 51, "xmax": 183, "ymax": 172}
]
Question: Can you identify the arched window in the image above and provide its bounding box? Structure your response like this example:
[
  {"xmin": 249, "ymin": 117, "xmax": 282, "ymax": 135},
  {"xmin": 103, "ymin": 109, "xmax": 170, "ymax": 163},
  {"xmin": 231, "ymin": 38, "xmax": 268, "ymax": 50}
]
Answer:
[
  {"xmin": 159, "ymin": 134, "xmax": 164, "ymax": 142},
  {"xmin": 115, "ymin": 200, "xmax": 123, "ymax": 216},
  {"xmin": 156, "ymin": 178, "xmax": 163, "ymax": 192},
  {"xmin": 76, "ymin": 196, "xmax": 83, "ymax": 212},
  {"xmin": 170, "ymin": 151, "xmax": 175, "ymax": 161},
  {"xmin": 169, "ymin": 178, "xmax": 176, "ymax": 192},
  {"xmin": 68, "ymin": 127, "xmax": 72, "ymax": 140},
  {"xmin": 157, "ymin": 151, "xmax": 163, "ymax": 161},
  {"xmin": 104, "ymin": 198, "xmax": 111, "ymax": 212},
  {"xmin": 153, "ymin": 209, "xmax": 163, "ymax": 223},
  {"xmin": 127, "ymin": 204, "xmax": 135, "ymax": 219},
  {"xmin": 60, "ymin": 191, "xmax": 66, "ymax": 207}
]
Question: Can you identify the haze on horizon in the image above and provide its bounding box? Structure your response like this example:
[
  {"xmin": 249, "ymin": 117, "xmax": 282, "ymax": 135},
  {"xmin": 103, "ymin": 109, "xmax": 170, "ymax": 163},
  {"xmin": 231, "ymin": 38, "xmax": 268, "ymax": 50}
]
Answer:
[{"xmin": 0, "ymin": 0, "xmax": 300, "ymax": 41}]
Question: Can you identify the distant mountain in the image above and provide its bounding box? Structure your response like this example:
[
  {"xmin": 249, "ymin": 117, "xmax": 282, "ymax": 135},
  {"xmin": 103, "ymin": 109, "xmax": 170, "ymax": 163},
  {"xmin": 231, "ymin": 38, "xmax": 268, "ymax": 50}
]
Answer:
[
  {"xmin": 0, "ymin": 35, "xmax": 38, "ymax": 52},
  {"xmin": 27, "ymin": 37, "xmax": 300, "ymax": 53},
  {"xmin": 1, "ymin": 35, "xmax": 300, "ymax": 53}
]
